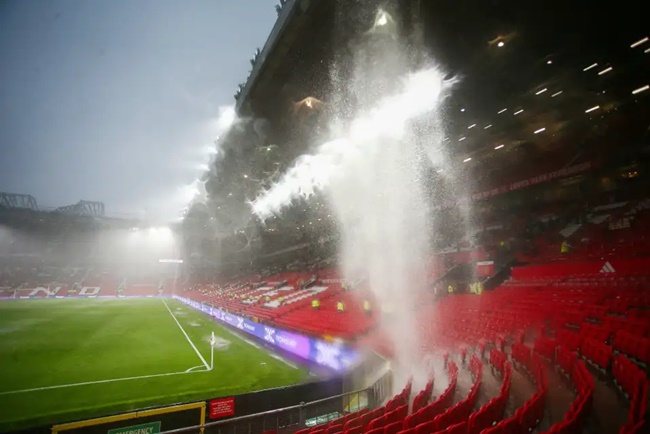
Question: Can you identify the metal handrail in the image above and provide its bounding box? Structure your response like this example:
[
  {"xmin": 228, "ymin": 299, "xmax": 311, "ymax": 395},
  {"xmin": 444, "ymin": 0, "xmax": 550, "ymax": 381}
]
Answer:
[{"xmin": 159, "ymin": 385, "xmax": 376, "ymax": 434}]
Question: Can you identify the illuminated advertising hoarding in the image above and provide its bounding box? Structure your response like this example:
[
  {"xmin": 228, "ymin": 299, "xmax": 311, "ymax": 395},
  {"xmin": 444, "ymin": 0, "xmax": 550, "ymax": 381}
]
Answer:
[{"xmin": 174, "ymin": 296, "xmax": 358, "ymax": 372}]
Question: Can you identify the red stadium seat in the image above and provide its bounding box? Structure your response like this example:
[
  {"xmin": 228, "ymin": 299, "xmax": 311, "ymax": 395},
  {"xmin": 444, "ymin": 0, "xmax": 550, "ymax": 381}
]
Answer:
[
  {"xmin": 444, "ymin": 421, "xmax": 467, "ymax": 434},
  {"xmin": 360, "ymin": 413, "xmax": 375, "ymax": 429},
  {"xmin": 384, "ymin": 421, "xmax": 403, "ymax": 434},
  {"xmin": 368, "ymin": 417, "xmax": 386, "ymax": 431},
  {"xmin": 326, "ymin": 425, "xmax": 343, "ymax": 434},
  {"xmin": 414, "ymin": 420, "xmax": 437, "ymax": 434},
  {"xmin": 496, "ymin": 416, "xmax": 521, "ymax": 434}
]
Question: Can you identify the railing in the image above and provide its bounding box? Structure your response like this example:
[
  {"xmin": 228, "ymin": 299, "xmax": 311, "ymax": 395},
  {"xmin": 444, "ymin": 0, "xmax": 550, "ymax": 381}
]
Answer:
[{"xmin": 160, "ymin": 370, "xmax": 393, "ymax": 434}]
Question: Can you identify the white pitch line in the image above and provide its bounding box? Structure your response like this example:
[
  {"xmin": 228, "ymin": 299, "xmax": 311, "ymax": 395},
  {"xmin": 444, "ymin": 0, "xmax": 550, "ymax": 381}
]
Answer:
[
  {"xmin": 162, "ymin": 299, "xmax": 210, "ymax": 371},
  {"xmin": 0, "ymin": 370, "xmax": 204, "ymax": 396},
  {"xmin": 270, "ymin": 353, "xmax": 299, "ymax": 370}
]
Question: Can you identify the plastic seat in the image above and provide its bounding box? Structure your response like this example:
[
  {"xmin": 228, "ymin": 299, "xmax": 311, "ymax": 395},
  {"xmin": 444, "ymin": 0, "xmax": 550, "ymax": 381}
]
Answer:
[
  {"xmin": 360, "ymin": 413, "xmax": 375, "ymax": 429},
  {"xmin": 403, "ymin": 413, "xmax": 421, "ymax": 430},
  {"xmin": 384, "ymin": 421, "xmax": 403, "ymax": 434},
  {"xmin": 327, "ymin": 425, "xmax": 343, "ymax": 434},
  {"xmin": 343, "ymin": 418, "xmax": 360, "ymax": 431},
  {"xmin": 496, "ymin": 417, "xmax": 520, "ymax": 434},
  {"xmin": 445, "ymin": 421, "xmax": 467, "ymax": 434},
  {"xmin": 414, "ymin": 420, "xmax": 437, "ymax": 434},
  {"xmin": 368, "ymin": 417, "xmax": 386, "ymax": 431}
]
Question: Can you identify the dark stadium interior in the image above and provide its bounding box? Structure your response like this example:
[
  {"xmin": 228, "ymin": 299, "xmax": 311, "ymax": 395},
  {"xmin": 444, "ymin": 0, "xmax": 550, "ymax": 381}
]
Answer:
[{"xmin": 1, "ymin": 0, "xmax": 649, "ymax": 433}]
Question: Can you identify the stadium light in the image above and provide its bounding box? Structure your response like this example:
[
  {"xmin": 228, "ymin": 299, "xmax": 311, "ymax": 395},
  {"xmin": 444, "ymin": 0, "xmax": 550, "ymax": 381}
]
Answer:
[
  {"xmin": 497, "ymin": 108, "xmax": 507, "ymax": 114},
  {"xmin": 535, "ymin": 88, "xmax": 547, "ymax": 95},
  {"xmin": 551, "ymin": 90, "xmax": 563, "ymax": 97},
  {"xmin": 514, "ymin": 109, "xmax": 524, "ymax": 115},
  {"xmin": 494, "ymin": 144, "xmax": 504, "ymax": 150},
  {"xmin": 598, "ymin": 66, "xmax": 613, "ymax": 75},
  {"xmin": 630, "ymin": 37, "xmax": 648, "ymax": 48},
  {"xmin": 534, "ymin": 127, "xmax": 546, "ymax": 134},
  {"xmin": 583, "ymin": 63, "xmax": 598, "ymax": 71},
  {"xmin": 585, "ymin": 105, "xmax": 600, "ymax": 113},
  {"xmin": 497, "ymin": 41, "xmax": 504, "ymax": 47},
  {"xmin": 463, "ymin": 157, "xmax": 472, "ymax": 163},
  {"xmin": 632, "ymin": 85, "xmax": 649, "ymax": 94},
  {"xmin": 484, "ymin": 124, "xmax": 492, "ymax": 129}
]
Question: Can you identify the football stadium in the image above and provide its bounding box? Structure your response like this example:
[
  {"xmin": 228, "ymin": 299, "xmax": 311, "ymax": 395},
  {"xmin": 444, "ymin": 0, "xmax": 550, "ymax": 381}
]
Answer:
[{"xmin": 1, "ymin": 0, "xmax": 649, "ymax": 433}]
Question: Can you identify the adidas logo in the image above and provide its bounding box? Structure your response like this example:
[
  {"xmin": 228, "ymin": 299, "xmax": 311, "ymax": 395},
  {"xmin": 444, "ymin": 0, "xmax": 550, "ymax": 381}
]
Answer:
[{"xmin": 600, "ymin": 262, "xmax": 616, "ymax": 273}]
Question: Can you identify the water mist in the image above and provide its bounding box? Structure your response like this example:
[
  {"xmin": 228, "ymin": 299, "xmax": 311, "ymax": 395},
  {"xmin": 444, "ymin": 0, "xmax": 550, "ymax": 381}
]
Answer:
[{"xmin": 252, "ymin": 9, "xmax": 455, "ymax": 392}]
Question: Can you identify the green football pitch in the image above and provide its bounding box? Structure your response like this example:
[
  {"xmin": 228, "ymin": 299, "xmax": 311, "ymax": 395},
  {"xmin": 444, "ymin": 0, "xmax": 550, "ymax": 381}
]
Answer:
[{"xmin": 0, "ymin": 298, "xmax": 311, "ymax": 431}]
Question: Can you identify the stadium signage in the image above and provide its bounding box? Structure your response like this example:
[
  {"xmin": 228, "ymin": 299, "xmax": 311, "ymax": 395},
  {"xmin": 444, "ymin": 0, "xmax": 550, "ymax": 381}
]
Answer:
[
  {"xmin": 107, "ymin": 421, "xmax": 161, "ymax": 434},
  {"xmin": 472, "ymin": 161, "xmax": 592, "ymax": 201},
  {"xmin": 174, "ymin": 296, "xmax": 358, "ymax": 371},
  {"xmin": 209, "ymin": 397, "xmax": 235, "ymax": 419},
  {"xmin": 29, "ymin": 286, "xmax": 63, "ymax": 296}
]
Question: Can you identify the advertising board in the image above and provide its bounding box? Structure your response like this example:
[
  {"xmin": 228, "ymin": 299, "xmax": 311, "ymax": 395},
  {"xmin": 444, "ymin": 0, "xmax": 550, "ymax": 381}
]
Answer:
[{"xmin": 174, "ymin": 296, "xmax": 359, "ymax": 372}]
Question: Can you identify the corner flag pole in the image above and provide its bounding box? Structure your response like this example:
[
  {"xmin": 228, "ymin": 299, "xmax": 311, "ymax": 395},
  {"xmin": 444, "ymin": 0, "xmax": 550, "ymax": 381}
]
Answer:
[{"xmin": 210, "ymin": 332, "xmax": 216, "ymax": 370}]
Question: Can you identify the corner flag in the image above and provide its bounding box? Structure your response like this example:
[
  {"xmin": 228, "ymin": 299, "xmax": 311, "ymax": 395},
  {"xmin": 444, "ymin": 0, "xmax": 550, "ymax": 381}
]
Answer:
[{"xmin": 210, "ymin": 332, "xmax": 217, "ymax": 347}]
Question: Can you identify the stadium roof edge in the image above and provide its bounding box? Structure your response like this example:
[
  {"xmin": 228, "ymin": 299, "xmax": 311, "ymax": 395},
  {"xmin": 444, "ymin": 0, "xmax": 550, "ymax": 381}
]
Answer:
[{"xmin": 235, "ymin": 0, "xmax": 304, "ymax": 115}]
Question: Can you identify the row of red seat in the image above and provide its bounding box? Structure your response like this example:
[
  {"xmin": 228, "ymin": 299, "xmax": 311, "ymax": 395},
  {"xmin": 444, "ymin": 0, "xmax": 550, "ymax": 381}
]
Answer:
[
  {"xmin": 613, "ymin": 331, "xmax": 650, "ymax": 365},
  {"xmin": 411, "ymin": 379, "xmax": 434, "ymax": 414},
  {"xmin": 489, "ymin": 348, "xmax": 507, "ymax": 374},
  {"xmin": 543, "ymin": 359, "xmax": 594, "ymax": 433},
  {"xmin": 402, "ymin": 362, "xmax": 458, "ymax": 431},
  {"xmin": 468, "ymin": 361, "xmax": 511, "ymax": 434},
  {"xmin": 536, "ymin": 337, "xmax": 647, "ymax": 434},
  {"xmin": 296, "ymin": 381, "xmax": 413, "ymax": 434},
  {"xmin": 483, "ymin": 351, "xmax": 547, "ymax": 434},
  {"xmin": 407, "ymin": 360, "xmax": 481, "ymax": 434},
  {"xmin": 580, "ymin": 338, "xmax": 613, "ymax": 370},
  {"xmin": 613, "ymin": 355, "xmax": 648, "ymax": 433}
]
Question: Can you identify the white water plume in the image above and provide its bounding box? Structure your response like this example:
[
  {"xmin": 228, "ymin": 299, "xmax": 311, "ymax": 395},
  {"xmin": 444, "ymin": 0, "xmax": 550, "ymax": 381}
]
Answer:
[
  {"xmin": 250, "ymin": 3, "xmax": 462, "ymax": 386},
  {"xmin": 251, "ymin": 69, "xmax": 452, "ymax": 221},
  {"xmin": 252, "ymin": 66, "xmax": 453, "ymax": 377}
]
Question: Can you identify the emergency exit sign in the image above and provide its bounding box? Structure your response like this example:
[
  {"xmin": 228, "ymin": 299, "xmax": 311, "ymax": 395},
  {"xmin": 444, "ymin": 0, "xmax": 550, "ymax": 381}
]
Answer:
[{"xmin": 108, "ymin": 421, "xmax": 161, "ymax": 434}]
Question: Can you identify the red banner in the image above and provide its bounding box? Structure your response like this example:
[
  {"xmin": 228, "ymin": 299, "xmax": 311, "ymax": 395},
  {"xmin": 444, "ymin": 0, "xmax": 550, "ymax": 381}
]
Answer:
[
  {"xmin": 209, "ymin": 397, "xmax": 235, "ymax": 419},
  {"xmin": 512, "ymin": 257, "xmax": 650, "ymax": 279},
  {"xmin": 476, "ymin": 261, "xmax": 495, "ymax": 277},
  {"xmin": 472, "ymin": 161, "xmax": 592, "ymax": 201}
]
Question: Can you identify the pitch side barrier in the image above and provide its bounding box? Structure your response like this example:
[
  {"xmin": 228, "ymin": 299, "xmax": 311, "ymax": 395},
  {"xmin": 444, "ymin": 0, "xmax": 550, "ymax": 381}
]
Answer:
[
  {"xmin": 161, "ymin": 373, "xmax": 392, "ymax": 434},
  {"xmin": 172, "ymin": 296, "xmax": 360, "ymax": 373},
  {"xmin": 42, "ymin": 371, "xmax": 391, "ymax": 434}
]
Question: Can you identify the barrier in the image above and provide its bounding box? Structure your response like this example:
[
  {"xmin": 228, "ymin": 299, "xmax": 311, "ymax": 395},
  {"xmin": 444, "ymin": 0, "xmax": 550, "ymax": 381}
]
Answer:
[
  {"xmin": 45, "ymin": 371, "xmax": 391, "ymax": 434},
  {"xmin": 159, "ymin": 372, "xmax": 392, "ymax": 434},
  {"xmin": 173, "ymin": 296, "xmax": 360, "ymax": 372},
  {"xmin": 51, "ymin": 402, "xmax": 205, "ymax": 434}
]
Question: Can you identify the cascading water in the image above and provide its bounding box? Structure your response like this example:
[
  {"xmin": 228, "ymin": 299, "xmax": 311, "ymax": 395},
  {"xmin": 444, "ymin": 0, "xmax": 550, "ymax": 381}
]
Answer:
[{"xmin": 251, "ymin": 7, "xmax": 456, "ymax": 388}]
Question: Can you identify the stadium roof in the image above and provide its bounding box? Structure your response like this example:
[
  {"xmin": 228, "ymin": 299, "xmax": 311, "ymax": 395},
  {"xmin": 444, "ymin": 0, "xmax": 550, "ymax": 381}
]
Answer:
[
  {"xmin": 189, "ymin": 0, "xmax": 648, "ymax": 264},
  {"xmin": 232, "ymin": 0, "xmax": 648, "ymax": 184}
]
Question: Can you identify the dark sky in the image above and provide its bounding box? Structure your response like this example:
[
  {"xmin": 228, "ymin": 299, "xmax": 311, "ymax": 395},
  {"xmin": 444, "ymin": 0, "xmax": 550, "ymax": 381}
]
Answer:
[{"xmin": 0, "ymin": 0, "xmax": 275, "ymax": 220}]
